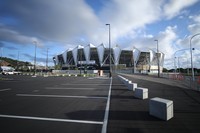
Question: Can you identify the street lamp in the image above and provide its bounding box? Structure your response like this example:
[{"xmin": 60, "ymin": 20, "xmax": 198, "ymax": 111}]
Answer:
[
  {"xmin": 174, "ymin": 48, "xmax": 190, "ymax": 74},
  {"xmin": 33, "ymin": 41, "xmax": 37, "ymax": 76},
  {"xmin": 0, "ymin": 48, "xmax": 2, "ymax": 67},
  {"xmin": 190, "ymin": 33, "xmax": 200, "ymax": 81},
  {"xmin": 154, "ymin": 40, "xmax": 160, "ymax": 77},
  {"xmin": 17, "ymin": 51, "xmax": 20, "ymax": 71},
  {"xmin": 46, "ymin": 48, "xmax": 49, "ymax": 71},
  {"xmin": 106, "ymin": 24, "xmax": 112, "ymax": 77}
]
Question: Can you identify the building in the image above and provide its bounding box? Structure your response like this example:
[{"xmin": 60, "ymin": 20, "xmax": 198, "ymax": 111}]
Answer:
[{"xmin": 53, "ymin": 43, "xmax": 164, "ymax": 73}]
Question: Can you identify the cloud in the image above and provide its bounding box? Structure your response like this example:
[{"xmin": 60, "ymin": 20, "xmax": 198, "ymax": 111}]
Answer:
[
  {"xmin": 0, "ymin": 0, "xmax": 198, "ymax": 47},
  {"xmin": 163, "ymin": 0, "xmax": 198, "ymax": 19},
  {"xmin": 0, "ymin": 23, "xmax": 42, "ymax": 46},
  {"xmin": 0, "ymin": 0, "xmax": 101, "ymax": 44},
  {"xmin": 125, "ymin": 26, "xmax": 178, "ymax": 59},
  {"xmin": 5, "ymin": 46, "xmax": 18, "ymax": 50},
  {"xmin": 8, "ymin": 54, "xmax": 16, "ymax": 58},
  {"xmin": 0, "ymin": 41, "xmax": 4, "ymax": 47},
  {"xmin": 23, "ymin": 53, "xmax": 47, "ymax": 65},
  {"xmin": 0, "ymin": 0, "xmax": 199, "ymax": 68},
  {"xmin": 188, "ymin": 14, "xmax": 200, "ymax": 36},
  {"xmin": 99, "ymin": 0, "xmax": 162, "ymax": 43}
]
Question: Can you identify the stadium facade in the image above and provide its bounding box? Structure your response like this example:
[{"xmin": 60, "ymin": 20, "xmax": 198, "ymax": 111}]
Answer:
[{"xmin": 53, "ymin": 43, "xmax": 164, "ymax": 73}]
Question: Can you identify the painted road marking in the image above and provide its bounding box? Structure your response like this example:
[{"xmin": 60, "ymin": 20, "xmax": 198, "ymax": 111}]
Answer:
[
  {"xmin": 61, "ymin": 83, "xmax": 123, "ymax": 86},
  {"xmin": 45, "ymin": 87, "xmax": 96, "ymax": 90},
  {"xmin": 0, "ymin": 88, "xmax": 11, "ymax": 92},
  {"xmin": 101, "ymin": 77, "xmax": 112, "ymax": 133},
  {"xmin": 16, "ymin": 94, "xmax": 108, "ymax": 100},
  {"xmin": 0, "ymin": 114, "xmax": 103, "ymax": 125}
]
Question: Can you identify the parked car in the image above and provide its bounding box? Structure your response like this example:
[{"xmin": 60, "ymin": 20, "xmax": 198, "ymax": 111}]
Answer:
[
  {"xmin": 13, "ymin": 71, "xmax": 22, "ymax": 75},
  {"xmin": 2, "ymin": 70, "xmax": 14, "ymax": 75},
  {"xmin": 0, "ymin": 66, "xmax": 21, "ymax": 75}
]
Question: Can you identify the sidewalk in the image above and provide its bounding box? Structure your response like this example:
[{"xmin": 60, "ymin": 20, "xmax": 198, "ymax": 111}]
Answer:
[{"xmin": 120, "ymin": 73, "xmax": 190, "ymax": 89}]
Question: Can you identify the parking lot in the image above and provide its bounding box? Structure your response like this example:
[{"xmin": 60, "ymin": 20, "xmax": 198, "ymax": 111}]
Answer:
[
  {"xmin": 0, "ymin": 75, "xmax": 112, "ymax": 133},
  {"xmin": 1, "ymin": 74, "xmax": 200, "ymax": 133}
]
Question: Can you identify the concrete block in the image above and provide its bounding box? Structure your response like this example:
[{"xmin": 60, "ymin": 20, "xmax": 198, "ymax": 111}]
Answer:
[
  {"xmin": 123, "ymin": 79, "xmax": 128, "ymax": 84},
  {"xmin": 134, "ymin": 87, "xmax": 148, "ymax": 99},
  {"xmin": 126, "ymin": 80, "xmax": 132, "ymax": 86},
  {"xmin": 128, "ymin": 83, "xmax": 137, "ymax": 91},
  {"xmin": 149, "ymin": 97, "xmax": 173, "ymax": 121}
]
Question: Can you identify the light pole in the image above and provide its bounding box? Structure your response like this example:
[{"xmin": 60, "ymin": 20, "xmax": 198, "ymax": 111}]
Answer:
[
  {"xmin": 46, "ymin": 48, "xmax": 49, "ymax": 71},
  {"xmin": 33, "ymin": 41, "xmax": 37, "ymax": 76},
  {"xmin": 17, "ymin": 51, "xmax": 20, "ymax": 71},
  {"xmin": 190, "ymin": 33, "xmax": 200, "ymax": 81},
  {"xmin": 154, "ymin": 40, "xmax": 160, "ymax": 77},
  {"xmin": 106, "ymin": 24, "xmax": 112, "ymax": 77},
  {"xmin": 174, "ymin": 57, "xmax": 177, "ymax": 74},
  {"xmin": 0, "ymin": 48, "xmax": 2, "ymax": 67}
]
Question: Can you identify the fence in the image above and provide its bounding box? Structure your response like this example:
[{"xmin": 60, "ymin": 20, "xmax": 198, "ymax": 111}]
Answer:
[
  {"xmin": 160, "ymin": 73, "xmax": 200, "ymax": 91},
  {"xmin": 116, "ymin": 69, "xmax": 200, "ymax": 92}
]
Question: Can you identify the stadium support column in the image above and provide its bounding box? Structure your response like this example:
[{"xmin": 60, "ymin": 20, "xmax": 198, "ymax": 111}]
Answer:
[{"xmin": 106, "ymin": 24, "xmax": 112, "ymax": 78}]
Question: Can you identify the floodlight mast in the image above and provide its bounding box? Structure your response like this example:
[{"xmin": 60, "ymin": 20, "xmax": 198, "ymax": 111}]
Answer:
[
  {"xmin": 33, "ymin": 41, "xmax": 37, "ymax": 76},
  {"xmin": 106, "ymin": 24, "xmax": 112, "ymax": 77},
  {"xmin": 154, "ymin": 40, "xmax": 160, "ymax": 77}
]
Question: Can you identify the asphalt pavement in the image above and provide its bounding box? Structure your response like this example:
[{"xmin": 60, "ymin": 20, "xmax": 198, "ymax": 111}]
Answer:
[
  {"xmin": 108, "ymin": 73, "xmax": 200, "ymax": 133},
  {"xmin": 0, "ymin": 74, "xmax": 200, "ymax": 133},
  {"xmin": 0, "ymin": 75, "xmax": 111, "ymax": 133}
]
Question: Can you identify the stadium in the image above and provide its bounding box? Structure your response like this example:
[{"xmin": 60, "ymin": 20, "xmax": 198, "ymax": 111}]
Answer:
[{"xmin": 53, "ymin": 43, "xmax": 164, "ymax": 74}]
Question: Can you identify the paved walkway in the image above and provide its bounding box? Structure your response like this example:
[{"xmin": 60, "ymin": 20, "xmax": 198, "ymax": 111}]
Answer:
[
  {"xmin": 108, "ymin": 74, "xmax": 200, "ymax": 133},
  {"xmin": 121, "ymin": 73, "xmax": 190, "ymax": 89}
]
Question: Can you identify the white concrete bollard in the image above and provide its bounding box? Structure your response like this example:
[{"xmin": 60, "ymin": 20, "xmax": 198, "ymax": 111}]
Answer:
[
  {"xmin": 126, "ymin": 80, "xmax": 132, "ymax": 86},
  {"xmin": 134, "ymin": 87, "xmax": 148, "ymax": 99},
  {"xmin": 124, "ymin": 79, "xmax": 128, "ymax": 84},
  {"xmin": 149, "ymin": 97, "xmax": 174, "ymax": 121},
  {"xmin": 128, "ymin": 83, "xmax": 137, "ymax": 91}
]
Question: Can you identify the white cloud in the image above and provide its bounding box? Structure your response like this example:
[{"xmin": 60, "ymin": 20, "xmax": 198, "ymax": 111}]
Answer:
[
  {"xmin": 125, "ymin": 26, "xmax": 178, "ymax": 61},
  {"xmin": 157, "ymin": 26, "xmax": 178, "ymax": 58},
  {"xmin": 188, "ymin": 13, "xmax": 200, "ymax": 36},
  {"xmin": 188, "ymin": 24, "xmax": 200, "ymax": 34},
  {"xmin": 99, "ymin": 0, "xmax": 162, "ymax": 43},
  {"xmin": 163, "ymin": 0, "xmax": 198, "ymax": 19},
  {"xmin": 0, "ymin": 0, "xmax": 198, "ymax": 47}
]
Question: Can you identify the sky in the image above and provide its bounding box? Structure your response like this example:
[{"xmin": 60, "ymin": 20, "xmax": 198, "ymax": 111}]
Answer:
[{"xmin": 0, "ymin": 0, "xmax": 200, "ymax": 69}]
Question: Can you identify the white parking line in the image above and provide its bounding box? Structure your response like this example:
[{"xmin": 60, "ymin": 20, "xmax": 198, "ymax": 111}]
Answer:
[
  {"xmin": 0, "ymin": 88, "xmax": 11, "ymax": 92},
  {"xmin": 61, "ymin": 83, "xmax": 122, "ymax": 86},
  {"xmin": 16, "ymin": 94, "xmax": 108, "ymax": 100},
  {"xmin": 45, "ymin": 87, "xmax": 96, "ymax": 90},
  {"xmin": 101, "ymin": 77, "xmax": 112, "ymax": 133},
  {"xmin": 0, "ymin": 114, "xmax": 103, "ymax": 125}
]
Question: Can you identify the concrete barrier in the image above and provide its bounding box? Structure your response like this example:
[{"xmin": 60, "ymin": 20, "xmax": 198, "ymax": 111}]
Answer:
[
  {"xmin": 149, "ymin": 97, "xmax": 173, "ymax": 121},
  {"xmin": 43, "ymin": 75, "xmax": 48, "ymax": 77},
  {"xmin": 126, "ymin": 80, "xmax": 132, "ymax": 86},
  {"xmin": 123, "ymin": 79, "xmax": 128, "ymax": 84},
  {"xmin": 134, "ymin": 87, "xmax": 148, "ymax": 99},
  {"xmin": 128, "ymin": 83, "xmax": 137, "ymax": 91}
]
